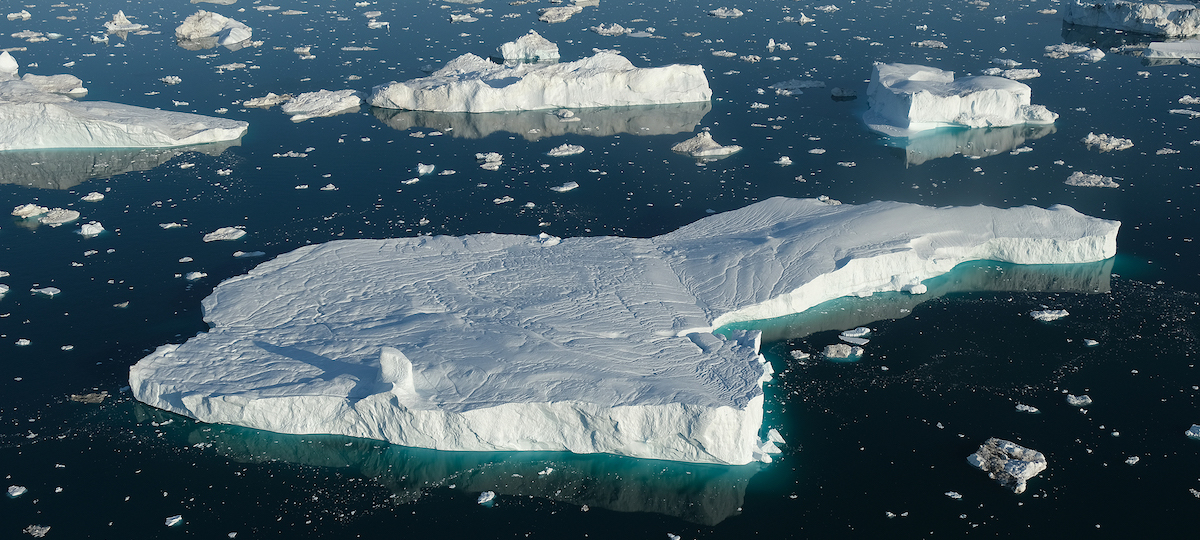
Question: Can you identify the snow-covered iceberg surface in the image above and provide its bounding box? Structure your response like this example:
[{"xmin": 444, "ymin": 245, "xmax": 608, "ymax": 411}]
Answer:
[
  {"xmin": 1064, "ymin": 1, "xmax": 1200, "ymax": 37},
  {"xmin": 372, "ymin": 102, "xmax": 710, "ymax": 141},
  {"xmin": 864, "ymin": 63, "xmax": 1058, "ymax": 137},
  {"xmin": 0, "ymin": 56, "xmax": 247, "ymax": 151},
  {"xmin": 498, "ymin": 30, "xmax": 560, "ymax": 62},
  {"xmin": 968, "ymin": 438, "xmax": 1047, "ymax": 494},
  {"xmin": 130, "ymin": 198, "xmax": 1118, "ymax": 465},
  {"xmin": 369, "ymin": 51, "xmax": 711, "ymax": 113},
  {"xmin": 175, "ymin": 10, "xmax": 252, "ymax": 50}
]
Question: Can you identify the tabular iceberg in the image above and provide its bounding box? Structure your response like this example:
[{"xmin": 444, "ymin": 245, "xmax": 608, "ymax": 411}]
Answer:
[
  {"xmin": 0, "ymin": 55, "xmax": 247, "ymax": 151},
  {"xmin": 1064, "ymin": 1, "xmax": 1200, "ymax": 37},
  {"xmin": 369, "ymin": 51, "xmax": 711, "ymax": 113},
  {"xmin": 864, "ymin": 63, "xmax": 1058, "ymax": 136},
  {"xmin": 130, "ymin": 198, "xmax": 1118, "ymax": 465}
]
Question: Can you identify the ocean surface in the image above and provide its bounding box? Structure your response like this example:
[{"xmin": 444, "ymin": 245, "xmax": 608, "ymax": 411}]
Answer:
[{"xmin": 2, "ymin": 0, "xmax": 1198, "ymax": 537}]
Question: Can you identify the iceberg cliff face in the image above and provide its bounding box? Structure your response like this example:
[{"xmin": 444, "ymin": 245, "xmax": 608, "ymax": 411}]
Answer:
[
  {"xmin": 865, "ymin": 63, "xmax": 1058, "ymax": 136},
  {"xmin": 369, "ymin": 52, "xmax": 711, "ymax": 112},
  {"xmin": 129, "ymin": 198, "xmax": 1118, "ymax": 464},
  {"xmin": 0, "ymin": 56, "xmax": 247, "ymax": 151},
  {"xmin": 1064, "ymin": 1, "xmax": 1200, "ymax": 37}
]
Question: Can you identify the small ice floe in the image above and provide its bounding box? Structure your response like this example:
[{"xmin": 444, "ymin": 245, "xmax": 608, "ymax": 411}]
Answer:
[
  {"xmin": 1125, "ymin": 456, "xmax": 1140, "ymax": 465},
  {"xmin": 1084, "ymin": 339, "xmax": 1099, "ymax": 347},
  {"xmin": 39, "ymin": 208, "xmax": 80, "ymax": 226},
  {"xmin": 741, "ymin": 55, "xmax": 762, "ymax": 63},
  {"xmin": 991, "ymin": 58, "xmax": 1022, "ymax": 68},
  {"xmin": 1067, "ymin": 394, "xmax": 1093, "ymax": 407},
  {"xmin": 814, "ymin": 5, "xmax": 840, "ymax": 13},
  {"xmin": 712, "ymin": 50, "xmax": 737, "ymax": 58},
  {"xmin": 981, "ymin": 68, "xmax": 1041, "ymax": 80},
  {"xmin": 159, "ymin": 222, "xmax": 184, "ymax": 229},
  {"xmin": 1030, "ymin": 309, "xmax": 1069, "ymax": 321},
  {"xmin": 69, "ymin": 391, "xmax": 109, "ymax": 404},
  {"xmin": 912, "ymin": 40, "xmax": 948, "ymax": 49},
  {"xmin": 32, "ymin": 287, "xmax": 61, "ymax": 297},
  {"xmin": 1065, "ymin": 172, "xmax": 1120, "ymax": 188},
  {"xmin": 494, "ymin": 196, "xmax": 514, "ymax": 204},
  {"xmin": 294, "ymin": 46, "xmax": 315, "ymax": 60},
  {"xmin": 8, "ymin": 485, "xmax": 28, "ymax": 497},
  {"xmin": 537, "ymin": 467, "xmax": 554, "ymax": 476},
  {"xmin": 591, "ymin": 23, "xmax": 631, "ymax": 36},
  {"xmin": 203, "ymin": 227, "xmax": 246, "ymax": 242},
  {"xmin": 81, "ymin": 192, "xmax": 105, "ymax": 202},
  {"xmin": 78, "ymin": 221, "xmax": 104, "ymax": 237},
  {"xmin": 1077, "ymin": 48, "xmax": 1105, "ymax": 62},
  {"xmin": 790, "ymin": 350, "xmax": 810, "ymax": 360},
  {"xmin": 242, "ymin": 92, "xmax": 293, "ymax": 108},
  {"xmin": 1015, "ymin": 403, "xmax": 1040, "ymax": 414},
  {"xmin": 774, "ymin": 156, "xmax": 792, "ymax": 166},
  {"xmin": 808, "ymin": 148, "xmax": 826, "ymax": 154},
  {"xmin": 968, "ymin": 438, "xmax": 1047, "ymax": 494},
  {"xmin": 281, "ymin": 89, "xmax": 363, "ymax": 122},
  {"xmin": 477, "ymin": 152, "xmax": 503, "ymax": 170},
  {"xmin": 547, "ymin": 144, "xmax": 585, "ymax": 157},
  {"xmin": 417, "ymin": 163, "xmax": 435, "ymax": 175},
  {"xmin": 823, "ymin": 343, "xmax": 863, "ymax": 360},
  {"xmin": 12, "ymin": 204, "xmax": 49, "ymax": 218},
  {"xmin": 945, "ymin": 491, "xmax": 963, "ymax": 500},
  {"xmin": 15, "ymin": 338, "xmax": 30, "ymax": 346},
  {"xmin": 1185, "ymin": 424, "xmax": 1200, "ymax": 440},
  {"xmin": 233, "ymin": 251, "xmax": 266, "ymax": 258},
  {"xmin": 538, "ymin": 6, "xmax": 583, "ymax": 24},
  {"xmin": 1082, "ymin": 133, "xmax": 1133, "ymax": 152},
  {"xmin": 767, "ymin": 38, "xmax": 791, "ymax": 52},
  {"xmin": 160, "ymin": 76, "xmax": 182, "ymax": 85},
  {"xmin": 550, "ymin": 182, "xmax": 579, "ymax": 192},
  {"xmin": 709, "ymin": 7, "xmax": 743, "ymax": 18},
  {"xmin": 22, "ymin": 525, "xmax": 49, "ymax": 537},
  {"xmin": 165, "ymin": 515, "xmax": 183, "ymax": 527},
  {"xmin": 320, "ymin": 184, "xmax": 338, "ymax": 191},
  {"xmin": 477, "ymin": 491, "xmax": 496, "ymax": 506},
  {"xmin": 7, "ymin": 10, "xmax": 31, "ymax": 21},
  {"xmin": 671, "ymin": 131, "xmax": 742, "ymax": 158},
  {"xmin": 1182, "ymin": 95, "xmax": 1200, "ymax": 105},
  {"xmin": 184, "ymin": 272, "xmax": 207, "ymax": 281},
  {"xmin": 769, "ymin": 79, "xmax": 824, "ymax": 96},
  {"xmin": 1168, "ymin": 109, "xmax": 1200, "ymax": 118},
  {"xmin": 831, "ymin": 87, "xmax": 857, "ymax": 99}
]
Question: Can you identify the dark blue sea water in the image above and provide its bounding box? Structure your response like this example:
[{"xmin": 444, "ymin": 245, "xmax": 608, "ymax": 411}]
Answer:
[{"xmin": 2, "ymin": 0, "xmax": 1198, "ymax": 537}]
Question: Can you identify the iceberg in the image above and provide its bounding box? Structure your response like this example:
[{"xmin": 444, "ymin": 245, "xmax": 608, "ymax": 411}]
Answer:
[
  {"xmin": 1064, "ymin": 1, "xmax": 1200, "ymax": 37},
  {"xmin": 0, "ymin": 55, "xmax": 247, "ymax": 151},
  {"xmin": 671, "ymin": 131, "xmax": 742, "ymax": 158},
  {"xmin": 864, "ymin": 63, "xmax": 1058, "ymax": 137},
  {"xmin": 1067, "ymin": 394, "xmax": 1093, "ymax": 407},
  {"xmin": 1187, "ymin": 424, "xmax": 1200, "ymax": 439},
  {"xmin": 279, "ymin": 89, "xmax": 363, "ymax": 122},
  {"xmin": 1065, "ymin": 171, "xmax": 1121, "ymax": 188},
  {"xmin": 175, "ymin": 11, "xmax": 252, "ymax": 50},
  {"xmin": 1030, "ymin": 309, "xmax": 1069, "ymax": 321},
  {"xmin": 104, "ymin": 11, "xmax": 148, "ymax": 36},
  {"xmin": 968, "ymin": 437, "xmax": 1047, "ymax": 494},
  {"xmin": 130, "ymin": 198, "xmax": 1118, "ymax": 465},
  {"xmin": 1146, "ymin": 38, "xmax": 1200, "ymax": 60},
  {"xmin": 369, "ymin": 52, "xmax": 711, "ymax": 113},
  {"xmin": 498, "ymin": 30, "xmax": 559, "ymax": 62}
]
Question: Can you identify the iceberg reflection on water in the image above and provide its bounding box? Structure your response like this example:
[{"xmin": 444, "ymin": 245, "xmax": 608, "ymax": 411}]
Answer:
[
  {"xmin": 0, "ymin": 139, "xmax": 241, "ymax": 190},
  {"xmin": 883, "ymin": 124, "xmax": 1057, "ymax": 167},
  {"xmin": 371, "ymin": 102, "xmax": 711, "ymax": 141}
]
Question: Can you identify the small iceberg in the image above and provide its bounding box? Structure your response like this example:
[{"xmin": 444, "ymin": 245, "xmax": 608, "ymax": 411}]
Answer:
[
  {"xmin": 672, "ymin": 131, "xmax": 742, "ymax": 158},
  {"xmin": 823, "ymin": 343, "xmax": 863, "ymax": 360},
  {"xmin": 1030, "ymin": 309, "xmax": 1069, "ymax": 321},
  {"xmin": 176, "ymin": 11, "xmax": 252, "ymax": 50},
  {"xmin": 547, "ymin": 144, "xmax": 584, "ymax": 157},
  {"xmin": 280, "ymin": 90, "xmax": 363, "ymax": 122},
  {"xmin": 477, "ymin": 491, "xmax": 496, "ymax": 506},
  {"xmin": 1066, "ymin": 172, "xmax": 1120, "ymax": 188},
  {"xmin": 498, "ymin": 30, "xmax": 559, "ymax": 62},
  {"xmin": 203, "ymin": 227, "xmax": 246, "ymax": 242},
  {"xmin": 1067, "ymin": 394, "xmax": 1093, "ymax": 407},
  {"xmin": 968, "ymin": 437, "xmax": 1047, "ymax": 494}
]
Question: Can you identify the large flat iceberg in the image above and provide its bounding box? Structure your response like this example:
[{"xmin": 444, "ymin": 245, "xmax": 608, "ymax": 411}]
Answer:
[
  {"xmin": 1064, "ymin": 1, "xmax": 1200, "ymax": 37},
  {"xmin": 130, "ymin": 198, "xmax": 1118, "ymax": 464},
  {"xmin": 369, "ymin": 51, "xmax": 711, "ymax": 113},
  {"xmin": 0, "ymin": 55, "xmax": 247, "ymax": 151},
  {"xmin": 865, "ymin": 62, "xmax": 1058, "ymax": 136}
]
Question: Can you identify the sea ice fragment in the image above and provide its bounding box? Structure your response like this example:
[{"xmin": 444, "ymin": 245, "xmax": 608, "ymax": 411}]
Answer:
[
  {"xmin": 81, "ymin": 192, "xmax": 105, "ymax": 202},
  {"xmin": 1186, "ymin": 424, "xmax": 1200, "ymax": 439},
  {"xmin": 1067, "ymin": 394, "xmax": 1093, "ymax": 407},
  {"xmin": 709, "ymin": 8, "xmax": 743, "ymax": 18},
  {"xmin": 1015, "ymin": 404, "xmax": 1040, "ymax": 413},
  {"xmin": 1082, "ymin": 133, "xmax": 1133, "ymax": 152},
  {"xmin": 671, "ymin": 131, "xmax": 742, "ymax": 158},
  {"xmin": 967, "ymin": 437, "xmax": 1047, "ymax": 493},
  {"xmin": 547, "ymin": 144, "xmax": 584, "ymax": 157},
  {"xmin": 176, "ymin": 11, "xmax": 251, "ymax": 48},
  {"xmin": 165, "ymin": 515, "xmax": 183, "ymax": 527},
  {"xmin": 105, "ymin": 11, "xmax": 148, "ymax": 34},
  {"xmin": 477, "ymin": 491, "xmax": 496, "ymax": 505},
  {"xmin": 22, "ymin": 525, "xmax": 49, "ymax": 537},
  {"xmin": 8, "ymin": 485, "xmax": 28, "ymax": 497},
  {"xmin": 39, "ymin": 209, "xmax": 80, "ymax": 226},
  {"xmin": 280, "ymin": 90, "xmax": 362, "ymax": 122},
  {"xmin": 824, "ymin": 343, "xmax": 863, "ymax": 359},
  {"xmin": 1065, "ymin": 172, "xmax": 1120, "ymax": 188},
  {"xmin": 12, "ymin": 204, "xmax": 49, "ymax": 218},
  {"xmin": 78, "ymin": 221, "xmax": 104, "ymax": 237},
  {"xmin": 203, "ymin": 227, "xmax": 246, "ymax": 242},
  {"xmin": 1030, "ymin": 309, "xmax": 1069, "ymax": 321}
]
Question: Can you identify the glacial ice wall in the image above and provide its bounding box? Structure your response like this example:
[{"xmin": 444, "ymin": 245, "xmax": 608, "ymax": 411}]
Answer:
[
  {"xmin": 130, "ymin": 198, "xmax": 1119, "ymax": 465},
  {"xmin": 1064, "ymin": 1, "xmax": 1200, "ymax": 37}
]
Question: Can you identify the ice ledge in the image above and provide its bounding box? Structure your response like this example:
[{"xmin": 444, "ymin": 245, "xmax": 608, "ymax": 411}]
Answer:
[{"xmin": 1064, "ymin": 1, "xmax": 1200, "ymax": 37}]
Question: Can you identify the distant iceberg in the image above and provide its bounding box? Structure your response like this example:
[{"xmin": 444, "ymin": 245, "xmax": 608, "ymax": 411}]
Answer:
[
  {"xmin": 864, "ymin": 62, "xmax": 1058, "ymax": 137},
  {"xmin": 369, "ymin": 50, "xmax": 711, "ymax": 113},
  {"xmin": 130, "ymin": 198, "xmax": 1118, "ymax": 465},
  {"xmin": 176, "ymin": 10, "xmax": 252, "ymax": 50},
  {"xmin": 1064, "ymin": 1, "xmax": 1200, "ymax": 37},
  {"xmin": 0, "ymin": 54, "xmax": 247, "ymax": 151}
]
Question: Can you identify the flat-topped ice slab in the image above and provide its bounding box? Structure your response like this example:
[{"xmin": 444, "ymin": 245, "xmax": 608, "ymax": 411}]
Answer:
[
  {"xmin": 130, "ymin": 198, "xmax": 1118, "ymax": 464},
  {"xmin": 864, "ymin": 62, "xmax": 1057, "ymax": 136},
  {"xmin": 1064, "ymin": 1, "xmax": 1200, "ymax": 37},
  {"xmin": 369, "ymin": 51, "xmax": 711, "ymax": 113}
]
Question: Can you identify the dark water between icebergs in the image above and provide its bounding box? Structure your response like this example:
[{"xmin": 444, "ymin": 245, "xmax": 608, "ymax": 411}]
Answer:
[{"xmin": 2, "ymin": 0, "xmax": 1199, "ymax": 537}]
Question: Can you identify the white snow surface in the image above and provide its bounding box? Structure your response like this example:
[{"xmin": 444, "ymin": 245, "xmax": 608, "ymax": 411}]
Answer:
[
  {"xmin": 547, "ymin": 143, "xmax": 585, "ymax": 157},
  {"xmin": 280, "ymin": 90, "xmax": 363, "ymax": 122},
  {"xmin": 176, "ymin": 11, "xmax": 252, "ymax": 47},
  {"xmin": 368, "ymin": 52, "xmax": 711, "ymax": 113},
  {"xmin": 1066, "ymin": 171, "xmax": 1121, "ymax": 188},
  {"xmin": 130, "ymin": 198, "xmax": 1118, "ymax": 465},
  {"xmin": 864, "ymin": 63, "xmax": 1058, "ymax": 136},
  {"xmin": 0, "ymin": 55, "xmax": 247, "ymax": 151},
  {"xmin": 498, "ymin": 31, "xmax": 560, "ymax": 62},
  {"xmin": 1064, "ymin": 1, "xmax": 1200, "ymax": 37},
  {"xmin": 1030, "ymin": 309, "xmax": 1069, "ymax": 321},
  {"xmin": 968, "ymin": 437, "xmax": 1047, "ymax": 494}
]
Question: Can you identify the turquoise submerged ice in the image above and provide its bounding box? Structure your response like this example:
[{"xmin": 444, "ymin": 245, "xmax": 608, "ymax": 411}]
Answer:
[{"xmin": 130, "ymin": 198, "xmax": 1119, "ymax": 464}]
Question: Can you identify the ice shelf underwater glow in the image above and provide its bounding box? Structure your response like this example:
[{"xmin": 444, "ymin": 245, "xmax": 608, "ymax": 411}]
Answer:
[{"xmin": 130, "ymin": 198, "xmax": 1120, "ymax": 465}]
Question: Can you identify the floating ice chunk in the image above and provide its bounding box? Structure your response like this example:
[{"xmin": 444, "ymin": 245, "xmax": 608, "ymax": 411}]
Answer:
[
  {"xmin": 176, "ymin": 11, "xmax": 252, "ymax": 48},
  {"xmin": 105, "ymin": 11, "xmax": 148, "ymax": 34},
  {"xmin": 945, "ymin": 491, "xmax": 963, "ymax": 499},
  {"xmin": 1044, "ymin": 44, "xmax": 1091, "ymax": 59},
  {"xmin": 1067, "ymin": 394, "xmax": 1093, "ymax": 407},
  {"xmin": 128, "ymin": 198, "xmax": 1119, "ymax": 465},
  {"xmin": 672, "ymin": 131, "xmax": 742, "ymax": 158},
  {"xmin": 831, "ymin": 87, "xmax": 858, "ymax": 99},
  {"xmin": 281, "ymin": 90, "xmax": 363, "ymax": 122},
  {"xmin": 16, "ymin": 338, "xmax": 30, "ymax": 346},
  {"xmin": 767, "ymin": 428, "xmax": 785, "ymax": 446},
  {"xmin": 1169, "ymin": 109, "xmax": 1200, "ymax": 118},
  {"xmin": 991, "ymin": 58, "xmax": 1023, "ymax": 68},
  {"xmin": 1030, "ymin": 309, "xmax": 1068, "ymax": 321},
  {"xmin": 1064, "ymin": 0, "xmax": 1200, "ymax": 37},
  {"xmin": 39, "ymin": 209, "xmax": 80, "ymax": 226},
  {"xmin": 477, "ymin": 152, "xmax": 503, "ymax": 170},
  {"xmin": 1084, "ymin": 339, "xmax": 1099, "ymax": 346},
  {"xmin": 184, "ymin": 271, "xmax": 207, "ymax": 281},
  {"xmin": 160, "ymin": 222, "xmax": 185, "ymax": 229},
  {"xmin": 1076, "ymin": 48, "xmax": 1105, "ymax": 62},
  {"xmin": 70, "ymin": 391, "xmax": 109, "ymax": 403},
  {"xmin": 1015, "ymin": 403, "xmax": 1040, "ymax": 413},
  {"xmin": 1125, "ymin": 456, "xmax": 1140, "ymax": 465},
  {"xmin": 539, "ymin": 6, "xmax": 582, "ymax": 23},
  {"xmin": 1187, "ymin": 424, "xmax": 1200, "ymax": 439},
  {"xmin": 551, "ymin": 182, "xmax": 580, "ymax": 192},
  {"xmin": 8, "ymin": 485, "xmax": 27, "ymax": 497},
  {"xmin": 709, "ymin": 7, "xmax": 744, "ymax": 18},
  {"xmin": 547, "ymin": 144, "xmax": 585, "ymax": 157},
  {"xmin": 477, "ymin": 491, "xmax": 496, "ymax": 505},
  {"xmin": 790, "ymin": 350, "xmax": 810, "ymax": 360},
  {"xmin": 712, "ymin": 50, "xmax": 737, "ymax": 58},
  {"xmin": 233, "ymin": 251, "xmax": 266, "ymax": 258},
  {"xmin": 591, "ymin": 23, "xmax": 632, "ymax": 36},
  {"xmin": 815, "ymin": 5, "xmax": 840, "ymax": 13},
  {"xmin": 165, "ymin": 515, "xmax": 183, "ymax": 527},
  {"xmin": 203, "ymin": 227, "xmax": 246, "ymax": 242},
  {"xmin": 1066, "ymin": 171, "xmax": 1120, "ymax": 188},
  {"xmin": 1082, "ymin": 132, "xmax": 1133, "ymax": 152},
  {"xmin": 769, "ymin": 79, "xmax": 825, "ymax": 96},
  {"xmin": 498, "ymin": 30, "xmax": 560, "ymax": 62},
  {"xmin": 841, "ymin": 327, "xmax": 871, "ymax": 338},
  {"xmin": 864, "ymin": 63, "xmax": 1057, "ymax": 136},
  {"xmin": 12, "ymin": 204, "xmax": 49, "ymax": 218},
  {"xmin": 243, "ymin": 92, "xmax": 293, "ymax": 108},
  {"xmin": 22, "ymin": 525, "xmax": 49, "ymax": 537},
  {"xmin": 774, "ymin": 156, "xmax": 792, "ymax": 166},
  {"xmin": 369, "ymin": 52, "xmax": 710, "ymax": 113},
  {"xmin": 78, "ymin": 221, "xmax": 104, "ymax": 237},
  {"xmin": 824, "ymin": 343, "xmax": 863, "ymax": 360},
  {"xmin": 981, "ymin": 68, "xmax": 1041, "ymax": 80},
  {"xmin": 7, "ymin": 10, "xmax": 31, "ymax": 21},
  {"xmin": 967, "ymin": 438, "xmax": 1046, "ymax": 494},
  {"xmin": 0, "ymin": 51, "xmax": 18, "ymax": 77},
  {"xmin": 450, "ymin": 13, "xmax": 478, "ymax": 23},
  {"xmin": 320, "ymin": 183, "xmax": 338, "ymax": 191},
  {"xmin": 417, "ymin": 163, "xmax": 435, "ymax": 175},
  {"xmin": 1148, "ymin": 38, "xmax": 1200, "ymax": 60},
  {"xmin": 31, "ymin": 287, "xmax": 60, "ymax": 297},
  {"xmin": 1181, "ymin": 95, "xmax": 1200, "ymax": 105},
  {"xmin": 0, "ymin": 284, "xmax": 8, "ymax": 296}
]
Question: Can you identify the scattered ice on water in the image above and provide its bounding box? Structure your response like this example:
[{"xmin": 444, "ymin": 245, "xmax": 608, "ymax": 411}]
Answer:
[
  {"xmin": 968, "ymin": 438, "xmax": 1047, "ymax": 494},
  {"xmin": 22, "ymin": 525, "xmax": 49, "ymax": 537}
]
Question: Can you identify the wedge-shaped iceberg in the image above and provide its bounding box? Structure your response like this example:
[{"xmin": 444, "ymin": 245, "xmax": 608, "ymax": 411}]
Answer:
[
  {"xmin": 0, "ymin": 60, "xmax": 247, "ymax": 151},
  {"xmin": 864, "ymin": 63, "xmax": 1058, "ymax": 136},
  {"xmin": 130, "ymin": 198, "xmax": 1118, "ymax": 465},
  {"xmin": 1064, "ymin": 1, "xmax": 1200, "ymax": 37},
  {"xmin": 369, "ymin": 51, "xmax": 711, "ymax": 112}
]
